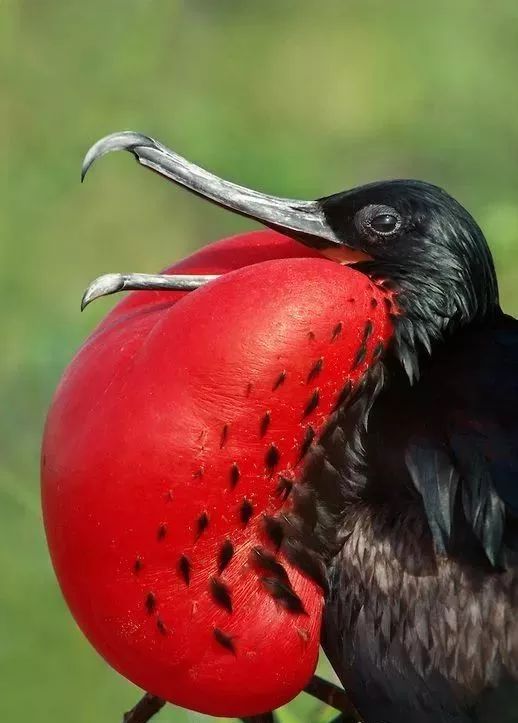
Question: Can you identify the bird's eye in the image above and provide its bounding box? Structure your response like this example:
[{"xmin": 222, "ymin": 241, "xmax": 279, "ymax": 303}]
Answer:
[
  {"xmin": 370, "ymin": 214, "xmax": 399, "ymax": 234},
  {"xmin": 354, "ymin": 204, "xmax": 402, "ymax": 239}
]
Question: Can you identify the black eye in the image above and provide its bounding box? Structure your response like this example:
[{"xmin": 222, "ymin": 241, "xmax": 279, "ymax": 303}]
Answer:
[
  {"xmin": 354, "ymin": 204, "xmax": 402, "ymax": 240},
  {"xmin": 370, "ymin": 214, "xmax": 399, "ymax": 234}
]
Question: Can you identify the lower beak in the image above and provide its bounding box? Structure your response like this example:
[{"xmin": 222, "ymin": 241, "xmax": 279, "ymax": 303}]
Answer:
[
  {"xmin": 80, "ymin": 272, "xmax": 220, "ymax": 310},
  {"xmin": 80, "ymin": 131, "xmax": 365, "ymax": 308}
]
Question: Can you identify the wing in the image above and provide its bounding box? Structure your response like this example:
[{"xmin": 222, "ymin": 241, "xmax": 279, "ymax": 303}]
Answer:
[{"xmin": 404, "ymin": 314, "xmax": 518, "ymax": 566}]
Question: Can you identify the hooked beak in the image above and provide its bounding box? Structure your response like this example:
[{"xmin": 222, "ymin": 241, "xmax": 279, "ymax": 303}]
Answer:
[
  {"xmin": 81, "ymin": 131, "xmax": 368, "ymax": 308},
  {"xmin": 80, "ymin": 272, "xmax": 220, "ymax": 311}
]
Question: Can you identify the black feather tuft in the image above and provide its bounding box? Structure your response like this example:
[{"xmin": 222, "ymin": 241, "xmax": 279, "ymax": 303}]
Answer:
[
  {"xmin": 213, "ymin": 627, "xmax": 236, "ymax": 654},
  {"xmin": 250, "ymin": 546, "xmax": 290, "ymax": 584},
  {"xmin": 145, "ymin": 592, "xmax": 156, "ymax": 614},
  {"xmin": 331, "ymin": 322, "xmax": 343, "ymax": 341},
  {"xmin": 333, "ymin": 380, "xmax": 353, "ymax": 411},
  {"xmin": 299, "ymin": 425, "xmax": 316, "ymax": 460},
  {"xmin": 304, "ymin": 389, "xmax": 320, "ymax": 417},
  {"xmin": 352, "ymin": 344, "xmax": 368, "ymax": 370},
  {"xmin": 265, "ymin": 443, "xmax": 280, "ymax": 471},
  {"xmin": 240, "ymin": 499, "xmax": 254, "ymax": 525},
  {"xmin": 210, "ymin": 576, "xmax": 233, "ymax": 613},
  {"xmin": 261, "ymin": 577, "xmax": 307, "ymax": 614},
  {"xmin": 362, "ymin": 320, "xmax": 374, "ymax": 343},
  {"xmin": 263, "ymin": 515, "xmax": 285, "ymax": 550},
  {"xmin": 133, "ymin": 557, "xmax": 143, "ymax": 573},
  {"xmin": 282, "ymin": 537, "xmax": 329, "ymax": 593},
  {"xmin": 272, "ymin": 370, "xmax": 287, "ymax": 390},
  {"xmin": 260, "ymin": 411, "xmax": 271, "ymax": 437},
  {"xmin": 373, "ymin": 341, "xmax": 385, "ymax": 361},
  {"xmin": 178, "ymin": 554, "xmax": 191, "ymax": 585},
  {"xmin": 230, "ymin": 462, "xmax": 240, "ymax": 488},
  {"xmin": 156, "ymin": 617, "xmax": 168, "ymax": 635},
  {"xmin": 218, "ymin": 539, "xmax": 234, "ymax": 574},
  {"xmin": 196, "ymin": 511, "xmax": 209, "ymax": 539},
  {"xmin": 220, "ymin": 423, "xmax": 229, "ymax": 449},
  {"xmin": 307, "ymin": 357, "xmax": 324, "ymax": 382}
]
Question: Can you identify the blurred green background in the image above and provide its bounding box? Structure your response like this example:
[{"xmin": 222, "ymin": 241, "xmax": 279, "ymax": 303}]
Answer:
[{"xmin": 4, "ymin": 0, "xmax": 518, "ymax": 721}]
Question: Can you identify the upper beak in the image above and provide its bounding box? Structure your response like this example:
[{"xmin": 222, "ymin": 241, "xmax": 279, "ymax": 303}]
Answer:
[
  {"xmin": 80, "ymin": 131, "xmax": 370, "ymax": 308},
  {"xmin": 82, "ymin": 131, "xmax": 342, "ymax": 248}
]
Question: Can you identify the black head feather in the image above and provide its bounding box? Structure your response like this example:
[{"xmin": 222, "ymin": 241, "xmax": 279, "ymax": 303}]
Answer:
[{"xmin": 320, "ymin": 180, "xmax": 500, "ymax": 361}]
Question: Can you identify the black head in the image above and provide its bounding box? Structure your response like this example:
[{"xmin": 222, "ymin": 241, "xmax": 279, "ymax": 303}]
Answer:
[{"xmin": 319, "ymin": 180, "xmax": 499, "ymax": 332}]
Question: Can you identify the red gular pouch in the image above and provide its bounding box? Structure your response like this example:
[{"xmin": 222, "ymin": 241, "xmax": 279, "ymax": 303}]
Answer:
[{"xmin": 42, "ymin": 230, "xmax": 394, "ymax": 717}]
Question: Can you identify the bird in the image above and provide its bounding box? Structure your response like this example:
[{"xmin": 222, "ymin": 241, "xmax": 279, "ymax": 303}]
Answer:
[
  {"xmin": 314, "ymin": 182, "xmax": 518, "ymax": 723},
  {"xmin": 81, "ymin": 132, "xmax": 518, "ymax": 723}
]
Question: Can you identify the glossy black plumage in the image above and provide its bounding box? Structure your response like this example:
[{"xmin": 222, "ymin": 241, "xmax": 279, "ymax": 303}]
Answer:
[
  {"xmin": 323, "ymin": 320, "xmax": 518, "ymax": 722},
  {"xmin": 283, "ymin": 181, "xmax": 518, "ymax": 722}
]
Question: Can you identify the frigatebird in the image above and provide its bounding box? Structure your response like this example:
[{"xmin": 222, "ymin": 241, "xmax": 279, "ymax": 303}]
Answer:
[{"xmin": 81, "ymin": 132, "xmax": 518, "ymax": 723}]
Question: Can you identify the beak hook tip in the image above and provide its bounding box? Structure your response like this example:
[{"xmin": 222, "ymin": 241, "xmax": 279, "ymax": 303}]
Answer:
[
  {"xmin": 80, "ymin": 131, "xmax": 158, "ymax": 183},
  {"xmin": 81, "ymin": 273, "xmax": 125, "ymax": 311},
  {"xmin": 80, "ymin": 288, "xmax": 95, "ymax": 311}
]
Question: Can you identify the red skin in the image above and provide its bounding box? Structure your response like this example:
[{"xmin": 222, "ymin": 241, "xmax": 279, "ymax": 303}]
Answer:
[{"xmin": 41, "ymin": 230, "xmax": 393, "ymax": 717}]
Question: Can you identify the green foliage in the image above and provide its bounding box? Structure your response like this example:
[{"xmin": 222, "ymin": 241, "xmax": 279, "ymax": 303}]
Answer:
[{"xmin": 3, "ymin": 1, "xmax": 518, "ymax": 721}]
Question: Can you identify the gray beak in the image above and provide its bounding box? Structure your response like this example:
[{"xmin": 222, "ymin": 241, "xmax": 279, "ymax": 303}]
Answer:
[
  {"xmin": 80, "ymin": 131, "xmax": 343, "ymax": 308},
  {"xmin": 80, "ymin": 272, "xmax": 220, "ymax": 310},
  {"xmin": 82, "ymin": 131, "xmax": 338, "ymax": 242}
]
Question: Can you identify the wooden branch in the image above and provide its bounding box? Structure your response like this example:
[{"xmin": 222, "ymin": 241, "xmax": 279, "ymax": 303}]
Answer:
[
  {"xmin": 123, "ymin": 694, "xmax": 165, "ymax": 723},
  {"xmin": 121, "ymin": 693, "xmax": 275, "ymax": 723},
  {"xmin": 121, "ymin": 675, "xmax": 360, "ymax": 723}
]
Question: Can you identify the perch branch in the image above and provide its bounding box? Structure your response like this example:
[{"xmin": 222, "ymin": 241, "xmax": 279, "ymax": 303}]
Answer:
[
  {"xmin": 123, "ymin": 694, "xmax": 165, "ymax": 723},
  {"xmin": 121, "ymin": 675, "xmax": 360, "ymax": 723}
]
